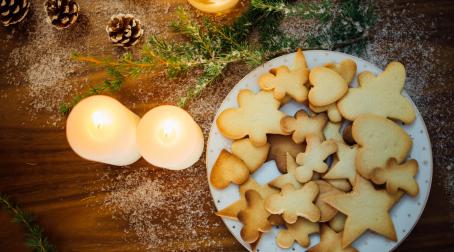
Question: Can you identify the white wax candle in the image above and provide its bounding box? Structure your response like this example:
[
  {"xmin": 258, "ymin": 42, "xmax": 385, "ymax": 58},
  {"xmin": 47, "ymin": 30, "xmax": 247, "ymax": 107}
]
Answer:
[
  {"xmin": 136, "ymin": 105, "xmax": 204, "ymax": 170},
  {"xmin": 66, "ymin": 95, "xmax": 141, "ymax": 166},
  {"xmin": 187, "ymin": 0, "xmax": 239, "ymax": 13}
]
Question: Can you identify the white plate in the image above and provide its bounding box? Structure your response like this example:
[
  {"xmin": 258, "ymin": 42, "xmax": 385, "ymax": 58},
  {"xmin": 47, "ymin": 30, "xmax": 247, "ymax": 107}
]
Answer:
[{"xmin": 206, "ymin": 50, "xmax": 433, "ymax": 252}]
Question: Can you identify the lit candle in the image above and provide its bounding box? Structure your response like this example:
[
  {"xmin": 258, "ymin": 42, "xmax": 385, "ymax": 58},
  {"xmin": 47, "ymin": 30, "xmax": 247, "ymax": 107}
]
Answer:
[
  {"xmin": 187, "ymin": 0, "xmax": 239, "ymax": 13},
  {"xmin": 136, "ymin": 105, "xmax": 204, "ymax": 170},
  {"xmin": 66, "ymin": 95, "xmax": 141, "ymax": 166}
]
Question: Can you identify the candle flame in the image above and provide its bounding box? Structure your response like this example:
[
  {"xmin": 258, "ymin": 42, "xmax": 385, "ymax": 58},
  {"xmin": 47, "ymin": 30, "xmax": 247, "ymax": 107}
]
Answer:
[
  {"xmin": 160, "ymin": 120, "xmax": 177, "ymax": 143},
  {"xmin": 92, "ymin": 110, "xmax": 112, "ymax": 129}
]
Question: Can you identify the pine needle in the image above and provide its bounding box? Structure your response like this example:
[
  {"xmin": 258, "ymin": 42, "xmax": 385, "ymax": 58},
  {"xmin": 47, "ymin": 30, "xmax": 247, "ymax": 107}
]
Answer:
[
  {"xmin": 0, "ymin": 193, "xmax": 56, "ymax": 252},
  {"xmin": 61, "ymin": 0, "xmax": 377, "ymax": 113}
]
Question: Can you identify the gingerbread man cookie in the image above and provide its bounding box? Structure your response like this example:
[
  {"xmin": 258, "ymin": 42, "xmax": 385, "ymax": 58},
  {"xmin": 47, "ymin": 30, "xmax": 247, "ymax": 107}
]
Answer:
[
  {"xmin": 295, "ymin": 135, "xmax": 338, "ymax": 183},
  {"xmin": 238, "ymin": 190, "xmax": 273, "ymax": 244},
  {"xmin": 258, "ymin": 49, "xmax": 309, "ymax": 103},
  {"xmin": 371, "ymin": 158, "xmax": 419, "ymax": 196}
]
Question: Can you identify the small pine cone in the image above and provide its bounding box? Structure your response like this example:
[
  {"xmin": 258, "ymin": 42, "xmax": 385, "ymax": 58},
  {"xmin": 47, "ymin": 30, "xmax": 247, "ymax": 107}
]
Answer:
[
  {"xmin": 44, "ymin": 0, "xmax": 80, "ymax": 29},
  {"xmin": 106, "ymin": 14, "xmax": 144, "ymax": 48},
  {"xmin": 0, "ymin": 0, "xmax": 30, "ymax": 26}
]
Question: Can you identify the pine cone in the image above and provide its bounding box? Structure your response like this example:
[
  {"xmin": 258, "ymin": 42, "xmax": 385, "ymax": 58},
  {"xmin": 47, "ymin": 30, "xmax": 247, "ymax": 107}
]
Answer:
[
  {"xmin": 106, "ymin": 14, "xmax": 144, "ymax": 48},
  {"xmin": 44, "ymin": 0, "xmax": 79, "ymax": 29},
  {"xmin": 0, "ymin": 0, "xmax": 30, "ymax": 26}
]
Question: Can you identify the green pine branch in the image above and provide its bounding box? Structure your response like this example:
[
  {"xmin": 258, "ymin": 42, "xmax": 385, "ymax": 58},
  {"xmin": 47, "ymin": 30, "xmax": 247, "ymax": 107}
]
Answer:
[
  {"xmin": 61, "ymin": 0, "xmax": 376, "ymax": 114},
  {"xmin": 0, "ymin": 193, "xmax": 56, "ymax": 252},
  {"xmin": 252, "ymin": 0, "xmax": 377, "ymax": 54}
]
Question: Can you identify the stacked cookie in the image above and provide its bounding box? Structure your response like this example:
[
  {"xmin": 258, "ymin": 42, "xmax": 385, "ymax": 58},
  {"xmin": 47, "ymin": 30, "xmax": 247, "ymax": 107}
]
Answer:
[{"xmin": 210, "ymin": 49, "xmax": 419, "ymax": 251}]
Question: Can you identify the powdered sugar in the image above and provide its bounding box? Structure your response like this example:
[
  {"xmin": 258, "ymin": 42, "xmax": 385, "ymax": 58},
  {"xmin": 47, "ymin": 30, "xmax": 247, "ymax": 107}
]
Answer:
[{"xmin": 101, "ymin": 166, "xmax": 224, "ymax": 251}]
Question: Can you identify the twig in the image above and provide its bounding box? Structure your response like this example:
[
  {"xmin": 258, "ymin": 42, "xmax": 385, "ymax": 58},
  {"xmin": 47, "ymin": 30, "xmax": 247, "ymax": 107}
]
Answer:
[{"xmin": 0, "ymin": 193, "xmax": 56, "ymax": 252}]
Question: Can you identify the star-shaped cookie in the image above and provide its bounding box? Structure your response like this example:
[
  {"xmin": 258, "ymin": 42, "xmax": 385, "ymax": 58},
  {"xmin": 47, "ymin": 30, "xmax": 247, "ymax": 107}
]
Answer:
[
  {"xmin": 323, "ymin": 176, "xmax": 403, "ymax": 247},
  {"xmin": 323, "ymin": 142, "xmax": 358, "ymax": 185},
  {"xmin": 216, "ymin": 178, "xmax": 278, "ymax": 220},
  {"xmin": 307, "ymin": 225, "xmax": 358, "ymax": 252},
  {"xmin": 217, "ymin": 89, "xmax": 288, "ymax": 147}
]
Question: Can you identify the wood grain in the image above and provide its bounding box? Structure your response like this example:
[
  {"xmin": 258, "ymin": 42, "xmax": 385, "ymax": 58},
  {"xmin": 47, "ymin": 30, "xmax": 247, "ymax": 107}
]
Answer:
[{"xmin": 1, "ymin": 0, "xmax": 454, "ymax": 251}]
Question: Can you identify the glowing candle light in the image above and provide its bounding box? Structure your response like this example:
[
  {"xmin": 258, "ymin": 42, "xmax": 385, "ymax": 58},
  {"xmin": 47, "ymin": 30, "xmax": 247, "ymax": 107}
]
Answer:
[
  {"xmin": 66, "ymin": 95, "xmax": 141, "ymax": 166},
  {"xmin": 137, "ymin": 105, "xmax": 204, "ymax": 170},
  {"xmin": 187, "ymin": 0, "xmax": 239, "ymax": 13}
]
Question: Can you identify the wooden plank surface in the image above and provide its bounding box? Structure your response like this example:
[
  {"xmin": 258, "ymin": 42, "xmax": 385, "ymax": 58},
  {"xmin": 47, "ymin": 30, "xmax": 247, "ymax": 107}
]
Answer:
[{"xmin": 0, "ymin": 0, "xmax": 453, "ymax": 251}]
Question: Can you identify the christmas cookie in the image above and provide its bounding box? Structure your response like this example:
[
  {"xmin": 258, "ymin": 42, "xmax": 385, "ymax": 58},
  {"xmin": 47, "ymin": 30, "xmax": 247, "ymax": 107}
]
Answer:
[
  {"xmin": 295, "ymin": 135, "xmax": 338, "ymax": 183},
  {"xmin": 371, "ymin": 158, "xmax": 419, "ymax": 196},
  {"xmin": 210, "ymin": 149, "xmax": 249, "ymax": 189},
  {"xmin": 307, "ymin": 225, "xmax": 358, "ymax": 252},
  {"xmin": 238, "ymin": 190, "xmax": 273, "ymax": 244},
  {"xmin": 232, "ymin": 138, "xmax": 270, "ymax": 173},
  {"xmin": 337, "ymin": 62, "xmax": 416, "ymax": 123},
  {"xmin": 323, "ymin": 176, "xmax": 403, "ymax": 247},
  {"xmin": 258, "ymin": 49, "xmax": 309, "ymax": 102},
  {"xmin": 276, "ymin": 218, "xmax": 320, "ymax": 248},
  {"xmin": 217, "ymin": 89, "xmax": 288, "ymax": 147},
  {"xmin": 216, "ymin": 178, "xmax": 278, "ymax": 220},
  {"xmin": 315, "ymin": 180, "xmax": 343, "ymax": 222},
  {"xmin": 353, "ymin": 114, "xmax": 412, "ymax": 179},
  {"xmin": 308, "ymin": 67, "xmax": 348, "ymax": 106},
  {"xmin": 265, "ymin": 182, "xmax": 320, "ymax": 224},
  {"xmin": 309, "ymin": 59, "xmax": 357, "ymax": 122},
  {"xmin": 281, "ymin": 110, "xmax": 328, "ymax": 144},
  {"xmin": 323, "ymin": 142, "xmax": 358, "ymax": 185}
]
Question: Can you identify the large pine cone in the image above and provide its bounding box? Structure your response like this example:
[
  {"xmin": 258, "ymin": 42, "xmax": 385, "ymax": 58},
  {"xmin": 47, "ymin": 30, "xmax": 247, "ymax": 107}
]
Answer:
[
  {"xmin": 44, "ymin": 0, "xmax": 79, "ymax": 29},
  {"xmin": 106, "ymin": 14, "xmax": 144, "ymax": 48},
  {"xmin": 0, "ymin": 0, "xmax": 30, "ymax": 26}
]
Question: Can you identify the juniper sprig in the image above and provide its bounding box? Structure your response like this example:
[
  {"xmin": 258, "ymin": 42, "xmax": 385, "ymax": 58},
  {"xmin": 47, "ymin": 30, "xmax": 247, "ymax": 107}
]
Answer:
[
  {"xmin": 61, "ymin": 0, "xmax": 376, "ymax": 114},
  {"xmin": 0, "ymin": 193, "xmax": 56, "ymax": 252}
]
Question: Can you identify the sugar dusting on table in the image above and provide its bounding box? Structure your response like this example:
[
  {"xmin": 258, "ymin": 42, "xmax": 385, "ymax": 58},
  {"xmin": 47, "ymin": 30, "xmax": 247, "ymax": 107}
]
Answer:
[
  {"xmin": 101, "ymin": 166, "xmax": 226, "ymax": 251},
  {"xmin": 3, "ymin": 0, "xmax": 173, "ymax": 125}
]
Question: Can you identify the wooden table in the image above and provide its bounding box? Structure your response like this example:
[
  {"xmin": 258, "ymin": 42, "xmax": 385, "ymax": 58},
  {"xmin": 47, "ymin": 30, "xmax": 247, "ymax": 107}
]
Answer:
[{"xmin": 1, "ymin": 0, "xmax": 453, "ymax": 251}]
